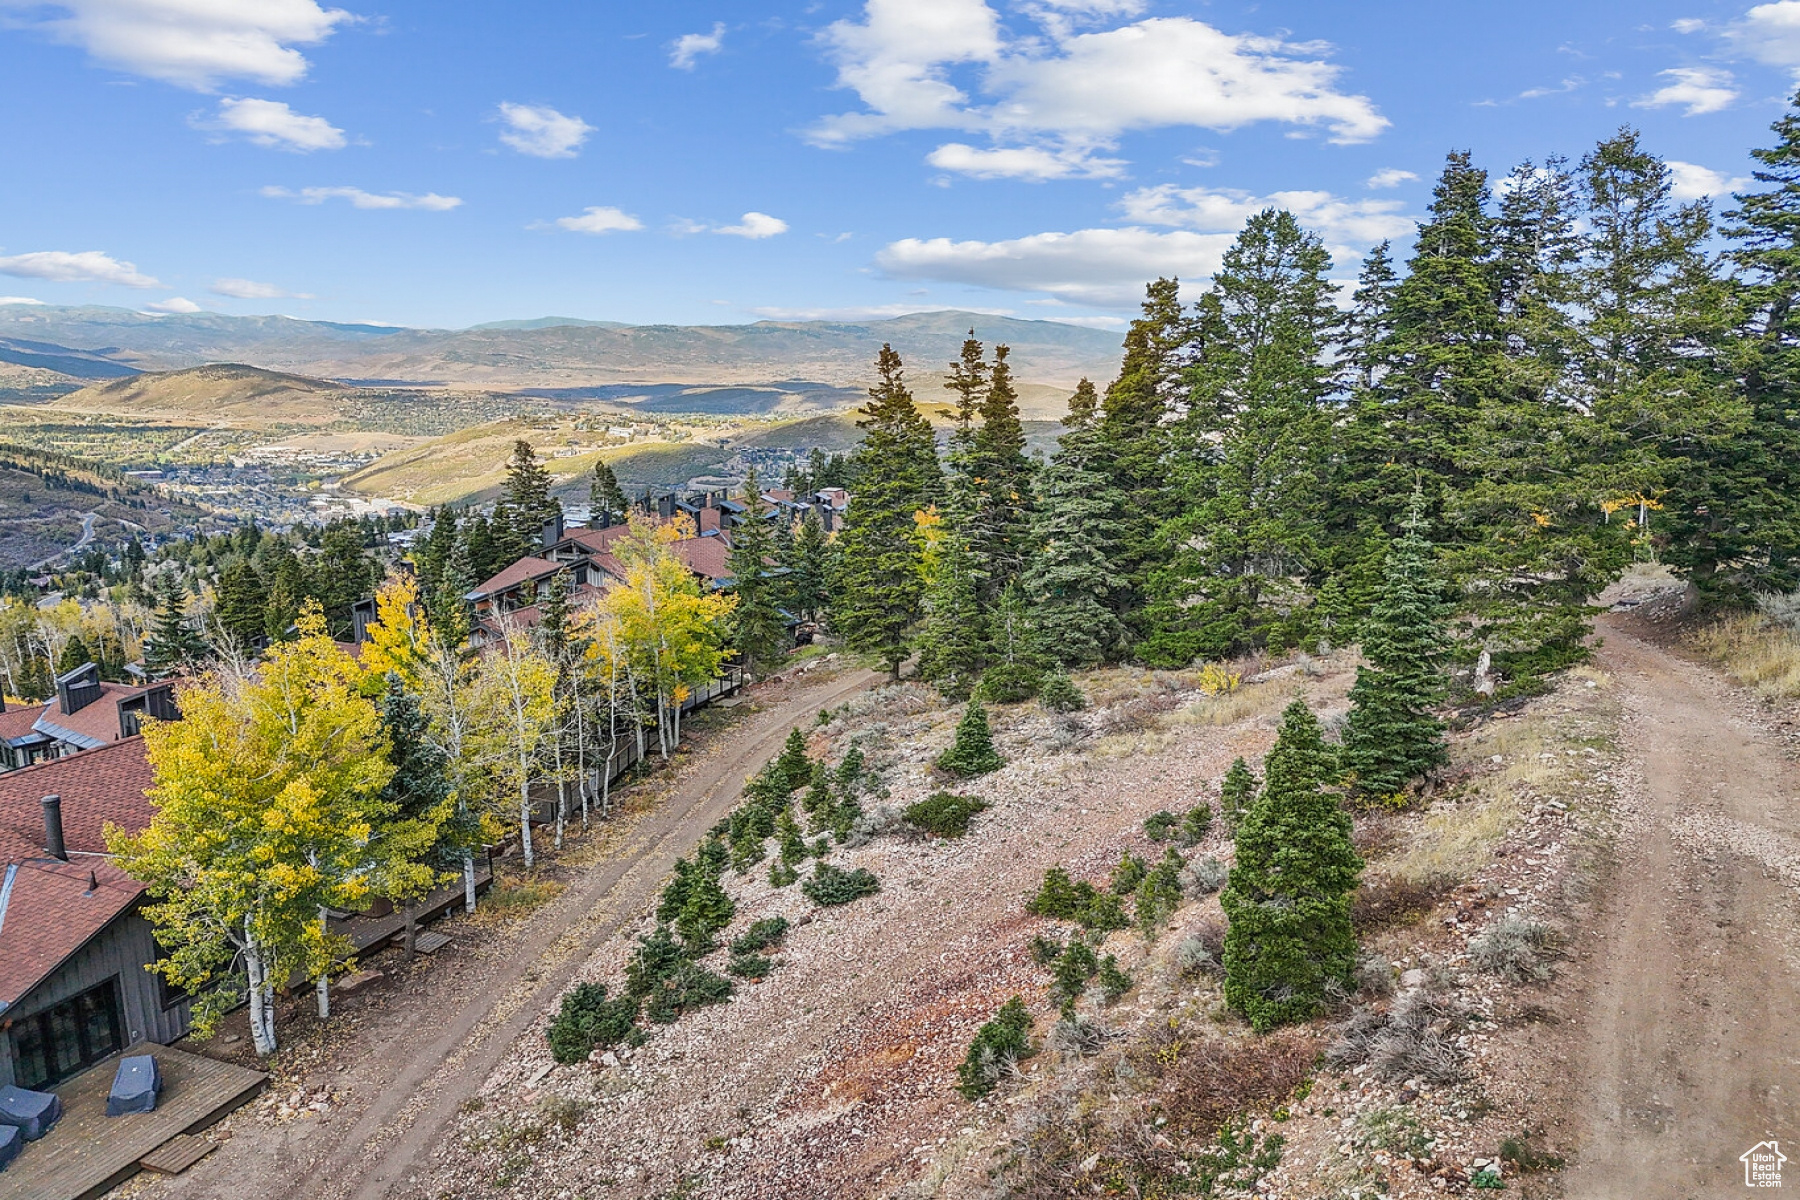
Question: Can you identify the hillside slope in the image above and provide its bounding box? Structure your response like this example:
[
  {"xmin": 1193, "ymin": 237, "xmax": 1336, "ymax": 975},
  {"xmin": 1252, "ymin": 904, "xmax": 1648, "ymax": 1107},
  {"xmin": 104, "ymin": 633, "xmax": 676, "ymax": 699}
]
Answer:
[{"xmin": 52, "ymin": 363, "xmax": 352, "ymax": 425}]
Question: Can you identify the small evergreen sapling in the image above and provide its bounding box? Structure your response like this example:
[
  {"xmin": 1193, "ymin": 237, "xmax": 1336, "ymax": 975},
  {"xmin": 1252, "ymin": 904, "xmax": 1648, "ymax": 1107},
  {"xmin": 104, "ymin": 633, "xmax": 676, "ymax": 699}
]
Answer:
[
  {"xmin": 1135, "ymin": 848, "xmax": 1186, "ymax": 937},
  {"xmin": 902, "ymin": 791, "xmax": 990, "ymax": 837},
  {"xmin": 1221, "ymin": 699, "xmax": 1363, "ymax": 1032},
  {"xmin": 1109, "ymin": 851, "xmax": 1148, "ymax": 896},
  {"xmin": 1027, "ymin": 867, "xmax": 1129, "ymax": 931},
  {"xmin": 730, "ymin": 917, "xmax": 790, "ymax": 954},
  {"xmin": 546, "ymin": 982, "xmax": 642, "ymax": 1063},
  {"xmin": 1220, "ymin": 757, "xmax": 1257, "ymax": 833},
  {"xmin": 1051, "ymin": 941, "xmax": 1100, "ymax": 1013},
  {"xmin": 773, "ymin": 728, "xmax": 813, "ymax": 794},
  {"xmin": 957, "ymin": 997, "xmax": 1035, "ymax": 1100},
  {"xmin": 1178, "ymin": 803, "xmax": 1213, "ymax": 847},
  {"xmin": 1037, "ymin": 669, "xmax": 1088, "ymax": 712},
  {"xmin": 937, "ymin": 701, "xmax": 1006, "ymax": 777},
  {"xmin": 1096, "ymin": 955, "xmax": 1133, "ymax": 1004},
  {"xmin": 728, "ymin": 951, "xmax": 776, "ymax": 979},
  {"xmin": 1142, "ymin": 810, "xmax": 1179, "ymax": 842},
  {"xmin": 776, "ymin": 809, "xmax": 810, "ymax": 867}
]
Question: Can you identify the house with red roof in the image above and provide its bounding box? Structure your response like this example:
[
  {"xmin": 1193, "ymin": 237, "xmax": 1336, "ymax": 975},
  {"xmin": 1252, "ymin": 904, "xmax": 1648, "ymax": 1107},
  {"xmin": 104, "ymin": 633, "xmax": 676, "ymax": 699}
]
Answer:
[{"xmin": 0, "ymin": 739, "xmax": 190, "ymax": 1090}]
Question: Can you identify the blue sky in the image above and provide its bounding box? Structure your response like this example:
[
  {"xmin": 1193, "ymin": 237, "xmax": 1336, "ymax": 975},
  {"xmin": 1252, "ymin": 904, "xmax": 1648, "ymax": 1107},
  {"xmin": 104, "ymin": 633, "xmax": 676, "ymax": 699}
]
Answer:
[{"xmin": 2, "ymin": 0, "xmax": 1799, "ymax": 330}]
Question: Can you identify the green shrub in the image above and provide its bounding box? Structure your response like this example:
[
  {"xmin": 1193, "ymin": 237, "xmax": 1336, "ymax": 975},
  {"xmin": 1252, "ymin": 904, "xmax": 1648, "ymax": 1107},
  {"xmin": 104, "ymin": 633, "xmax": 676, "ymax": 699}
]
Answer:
[
  {"xmin": 1136, "ymin": 848, "xmax": 1186, "ymax": 937},
  {"xmin": 801, "ymin": 762, "xmax": 834, "ymax": 820},
  {"xmin": 1030, "ymin": 933, "xmax": 1064, "ymax": 965},
  {"xmin": 657, "ymin": 855, "xmax": 736, "ymax": 952},
  {"xmin": 957, "ymin": 997, "xmax": 1036, "ymax": 1100},
  {"xmin": 978, "ymin": 661, "xmax": 1042, "ymax": 704},
  {"xmin": 776, "ymin": 809, "xmax": 811, "ymax": 866},
  {"xmin": 727, "ymin": 952, "xmax": 776, "ymax": 979},
  {"xmin": 1178, "ymin": 803, "xmax": 1213, "ymax": 847},
  {"xmin": 1038, "ymin": 671, "xmax": 1087, "ymax": 712},
  {"xmin": 546, "ymin": 982, "xmax": 642, "ymax": 1064},
  {"xmin": 1096, "ymin": 954, "xmax": 1133, "ymax": 1003},
  {"xmin": 903, "ymin": 791, "xmax": 990, "ymax": 837},
  {"xmin": 1220, "ymin": 756, "xmax": 1257, "ymax": 833},
  {"xmin": 625, "ymin": 925, "xmax": 689, "ymax": 999},
  {"xmin": 1110, "ymin": 851, "xmax": 1147, "ymax": 895},
  {"xmin": 730, "ymin": 916, "xmax": 789, "ymax": 955},
  {"xmin": 1142, "ymin": 810, "xmax": 1179, "ymax": 842},
  {"xmin": 643, "ymin": 961, "xmax": 734, "ymax": 1024},
  {"xmin": 802, "ymin": 862, "xmax": 881, "ymax": 905},
  {"xmin": 937, "ymin": 701, "xmax": 1005, "ymax": 777},
  {"xmin": 1026, "ymin": 867, "xmax": 1130, "ymax": 931},
  {"xmin": 1051, "ymin": 941, "xmax": 1100, "ymax": 1011},
  {"xmin": 768, "ymin": 861, "xmax": 798, "ymax": 887}
]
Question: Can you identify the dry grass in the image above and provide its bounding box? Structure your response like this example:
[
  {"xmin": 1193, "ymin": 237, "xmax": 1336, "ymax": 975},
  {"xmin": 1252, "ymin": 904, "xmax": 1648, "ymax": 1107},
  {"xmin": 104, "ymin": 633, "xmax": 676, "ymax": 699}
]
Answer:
[
  {"xmin": 1148, "ymin": 1030, "xmax": 1319, "ymax": 1138},
  {"xmin": 1691, "ymin": 613, "xmax": 1800, "ymax": 699},
  {"xmin": 473, "ymin": 871, "xmax": 566, "ymax": 921},
  {"xmin": 1352, "ymin": 873, "xmax": 1455, "ymax": 932},
  {"xmin": 1169, "ymin": 684, "xmax": 1296, "ymax": 728}
]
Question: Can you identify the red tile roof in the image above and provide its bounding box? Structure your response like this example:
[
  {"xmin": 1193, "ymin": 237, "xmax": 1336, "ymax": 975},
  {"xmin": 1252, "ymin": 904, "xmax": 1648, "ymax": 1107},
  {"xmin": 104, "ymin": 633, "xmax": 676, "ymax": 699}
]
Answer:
[
  {"xmin": 471, "ymin": 555, "xmax": 561, "ymax": 599},
  {"xmin": 0, "ymin": 856, "xmax": 143, "ymax": 1008},
  {"xmin": 0, "ymin": 702, "xmax": 47, "ymax": 742},
  {"xmin": 557, "ymin": 526, "xmax": 634, "ymax": 556},
  {"xmin": 34, "ymin": 681, "xmax": 145, "ymax": 747},
  {"xmin": 672, "ymin": 536, "xmax": 732, "ymax": 583},
  {"xmin": 0, "ymin": 737, "xmax": 155, "ymax": 855}
]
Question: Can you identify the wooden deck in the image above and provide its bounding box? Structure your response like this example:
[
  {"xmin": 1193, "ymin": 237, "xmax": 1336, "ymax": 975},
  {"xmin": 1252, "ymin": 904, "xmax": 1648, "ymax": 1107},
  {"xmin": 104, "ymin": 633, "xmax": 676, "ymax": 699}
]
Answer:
[
  {"xmin": 332, "ymin": 863, "xmax": 492, "ymax": 959},
  {"xmin": 0, "ymin": 1043, "xmax": 264, "ymax": 1200}
]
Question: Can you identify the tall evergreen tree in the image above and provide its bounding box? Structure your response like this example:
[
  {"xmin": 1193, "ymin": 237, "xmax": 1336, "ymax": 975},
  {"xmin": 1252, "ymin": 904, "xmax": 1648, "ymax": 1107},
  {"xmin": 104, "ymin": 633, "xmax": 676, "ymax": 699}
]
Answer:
[
  {"xmin": 788, "ymin": 508, "xmax": 831, "ymax": 623},
  {"xmin": 1142, "ymin": 209, "xmax": 1338, "ymax": 664},
  {"xmin": 1098, "ymin": 279, "xmax": 1193, "ymax": 629},
  {"xmin": 1675, "ymin": 98, "xmax": 1800, "ymax": 599},
  {"xmin": 728, "ymin": 469, "xmax": 790, "ymax": 676},
  {"xmin": 1341, "ymin": 490, "xmax": 1452, "ymax": 799},
  {"xmin": 214, "ymin": 559, "xmax": 267, "ymax": 650},
  {"xmin": 144, "ymin": 577, "xmax": 205, "ymax": 677},
  {"xmin": 1023, "ymin": 379, "xmax": 1128, "ymax": 666},
  {"xmin": 415, "ymin": 508, "xmax": 459, "ymax": 602},
  {"xmin": 967, "ymin": 344, "xmax": 1035, "ymax": 599},
  {"xmin": 916, "ymin": 529, "xmax": 985, "ymax": 698},
  {"xmin": 590, "ymin": 460, "xmax": 629, "ymax": 526},
  {"xmin": 263, "ymin": 547, "xmax": 306, "ymax": 642},
  {"xmin": 832, "ymin": 345, "xmax": 943, "ymax": 679},
  {"xmin": 311, "ymin": 525, "xmax": 374, "ymax": 641},
  {"xmin": 431, "ymin": 537, "xmax": 475, "ymax": 649},
  {"xmin": 56, "ymin": 634, "xmax": 92, "ymax": 675},
  {"xmin": 494, "ymin": 440, "xmax": 562, "ymax": 560},
  {"xmin": 942, "ymin": 332, "xmax": 989, "ymax": 524},
  {"xmin": 1221, "ymin": 699, "xmax": 1361, "ymax": 1031}
]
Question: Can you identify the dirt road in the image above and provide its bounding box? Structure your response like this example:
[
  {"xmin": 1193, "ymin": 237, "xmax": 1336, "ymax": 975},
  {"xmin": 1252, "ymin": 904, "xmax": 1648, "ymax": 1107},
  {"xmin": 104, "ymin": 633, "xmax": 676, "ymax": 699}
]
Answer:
[
  {"xmin": 162, "ymin": 664, "xmax": 880, "ymax": 1200},
  {"xmin": 1559, "ymin": 617, "xmax": 1800, "ymax": 1197}
]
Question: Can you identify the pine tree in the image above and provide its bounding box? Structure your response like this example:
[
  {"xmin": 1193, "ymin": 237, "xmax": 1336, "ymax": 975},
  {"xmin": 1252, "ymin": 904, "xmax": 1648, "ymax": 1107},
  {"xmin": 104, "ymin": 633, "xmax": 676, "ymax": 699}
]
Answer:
[
  {"xmin": 262, "ymin": 545, "xmax": 307, "ymax": 642},
  {"xmin": 1221, "ymin": 699, "xmax": 1361, "ymax": 1031},
  {"xmin": 143, "ymin": 577, "xmax": 205, "ymax": 678},
  {"xmin": 431, "ymin": 537, "xmax": 475, "ymax": 649},
  {"xmin": 1343, "ymin": 241, "xmax": 1399, "ymax": 392},
  {"xmin": 377, "ymin": 675, "xmax": 463, "ymax": 873},
  {"xmin": 788, "ymin": 508, "xmax": 831, "ymax": 622},
  {"xmin": 1023, "ymin": 380, "xmax": 1128, "ymax": 666},
  {"xmin": 311, "ymin": 525, "xmax": 374, "ymax": 641},
  {"xmin": 916, "ymin": 529, "xmax": 985, "ymax": 699},
  {"xmin": 942, "ymin": 332, "xmax": 989, "ymax": 525},
  {"xmin": 728, "ymin": 469, "xmax": 790, "ymax": 676},
  {"xmin": 967, "ymin": 344, "xmax": 1035, "ymax": 599},
  {"xmin": 1341, "ymin": 490, "xmax": 1452, "ymax": 800},
  {"xmin": 214, "ymin": 559, "xmax": 267, "ymax": 650},
  {"xmin": 494, "ymin": 440, "xmax": 562, "ymax": 561},
  {"xmin": 55, "ymin": 634, "xmax": 92, "ymax": 675},
  {"xmin": 590, "ymin": 459, "xmax": 629, "ymax": 526},
  {"xmin": 1098, "ymin": 279, "xmax": 1193, "ymax": 629},
  {"xmin": 415, "ymin": 507, "xmax": 459, "ymax": 600},
  {"xmin": 936, "ymin": 700, "xmax": 1004, "ymax": 777},
  {"xmin": 832, "ymin": 345, "xmax": 942, "ymax": 679},
  {"xmin": 1142, "ymin": 209, "xmax": 1337, "ymax": 664},
  {"xmin": 1675, "ymin": 98, "xmax": 1800, "ymax": 599}
]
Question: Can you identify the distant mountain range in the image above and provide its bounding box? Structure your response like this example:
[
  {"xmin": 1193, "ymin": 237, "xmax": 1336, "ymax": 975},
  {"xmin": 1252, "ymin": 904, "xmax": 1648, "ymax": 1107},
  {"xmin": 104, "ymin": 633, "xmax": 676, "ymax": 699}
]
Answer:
[{"xmin": 0, "ymin": 306, "xmax": 1123, "ymax": 393}]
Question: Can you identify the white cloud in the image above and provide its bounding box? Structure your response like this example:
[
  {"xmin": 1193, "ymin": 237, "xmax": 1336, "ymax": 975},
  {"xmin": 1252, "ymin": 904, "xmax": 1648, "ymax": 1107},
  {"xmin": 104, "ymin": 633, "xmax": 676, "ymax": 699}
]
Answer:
[
  {"xmin": 670, "ymin": 23, "xmax": 725, "ymax": 70},
  {"xmin": 0, "ymin": 297, "xmax": 45, "ymax": 305},
  {"xmin": 211, "ymin": 277, "xmax": 310, "ymax": 299},
  {"xmin": 1667, "ymin": 159, "xmax": 1752, "ymax": 199},
  {"xmin": 548, "ymin": 206, "xmax": 644, "ymax": 234},
  {"xmin": 1633, "ymin": 67, "xmax": 1737, "ymax": 115},
  {"xmin": 1671, "ymin": 17, "xmax": 1706, "ymax": 33},
  {"xmin": 716, "ymin": 212, "xmax": 789, "ymax": 239},
  {"xmin": 1366, "ymin": 168, "xmax": 1418, "ymax": 189},
  {"xmin": 0, "ymin": 249, "xmax": 159, "ymax": 287},
  {"xmin": 496, "ymin": 102, "xmax": 593, "ymax": 159},
  {"xmin": 261, "ymin": 185, "xmax": 462, "ymax": 210},
  {"xmin": 810, "ymin": 1, "xmax": 1386, "ymax": 177},
  {"xmin": 143, "ymin": 296, "xmax": 201, "ymax": 313},
  {"xmin": 925, "ymin": 142, "xmax": 1124, "ymax": 179},
  {"xmin": 1118, "ymin": 183, "xmax": 1412, "ymax": 247},
  {"xmin": 0, "ymin": 0, "xmax": 353, "ymax": 90},
  {"xmin": 750, "ymin": 303, "xmax": 1014, "ymax": 320},
  {"xmin": 1043, "ymin": 313, "xmax": 1127, "ymax": 329},
  {"xmin": 1730, "ymin": 2, "xmax": 1800, "ymax": 67},
  {"xmin": 878, "ymin": 227, "xmax": 1236, "ymax": 307},
  {"xmin": 210, "ymin": 97, "xmax": 345, "ymax": 151}
]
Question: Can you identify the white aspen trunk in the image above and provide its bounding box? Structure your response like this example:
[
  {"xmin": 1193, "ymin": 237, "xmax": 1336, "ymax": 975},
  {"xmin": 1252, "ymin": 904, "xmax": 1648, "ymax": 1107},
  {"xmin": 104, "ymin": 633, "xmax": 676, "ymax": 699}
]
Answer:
[
  {"xmin": 463, "ymin": 847, "xmax": 477, "ymax": 914},
  {"xmin": 315, "ymin": 908, "xmax": 330, "ymax": 1019},
  {"xmin": 245, "ymin": 925, "xmax": 278, "ymax": 1056},
  {"xmin": 554, "ymin": 764, "xmax": 567, "ymax": 851},
  {"xmin": 519, "ymin": 765, "xmax": 535, "ymax": 869}
]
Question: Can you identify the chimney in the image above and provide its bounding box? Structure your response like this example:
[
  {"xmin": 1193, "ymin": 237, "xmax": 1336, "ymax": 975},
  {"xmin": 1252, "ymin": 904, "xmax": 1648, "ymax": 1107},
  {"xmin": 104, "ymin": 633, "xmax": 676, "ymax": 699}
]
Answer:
[
  {"xmin": 540, "ymin": 512, "xmax": 565, "ymax": 551},
  {"xmin": 85, "ymin": 869, "xmax": 97, "ymax": 895},
  {"xmin": 42, "ymin": 794, "xmax": 66, "ymax": 861}
]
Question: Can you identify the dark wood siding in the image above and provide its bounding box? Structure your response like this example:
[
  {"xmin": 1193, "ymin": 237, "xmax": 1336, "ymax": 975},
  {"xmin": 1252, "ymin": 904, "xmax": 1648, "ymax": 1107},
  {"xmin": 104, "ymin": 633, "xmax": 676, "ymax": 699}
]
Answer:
[{"xmin": 0, "ymin": 906, "xmax": 189, "ymax": 1089}]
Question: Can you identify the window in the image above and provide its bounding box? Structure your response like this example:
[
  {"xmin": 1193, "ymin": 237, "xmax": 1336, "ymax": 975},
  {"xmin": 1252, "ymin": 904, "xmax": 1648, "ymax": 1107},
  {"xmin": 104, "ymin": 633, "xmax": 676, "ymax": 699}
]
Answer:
[{"xmin": 9, "ymin": 978, "xmax": 122, "ymax": 1089}]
